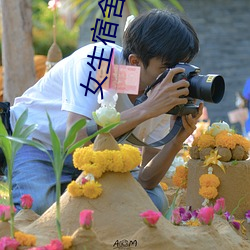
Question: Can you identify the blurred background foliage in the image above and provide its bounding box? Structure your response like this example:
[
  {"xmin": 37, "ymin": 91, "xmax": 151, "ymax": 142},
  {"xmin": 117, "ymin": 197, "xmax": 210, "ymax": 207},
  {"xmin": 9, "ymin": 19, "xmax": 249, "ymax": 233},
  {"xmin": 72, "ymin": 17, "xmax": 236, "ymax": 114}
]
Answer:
[
  {"xmin": 69, "ymin": 0, "xmax": 183, "ymax": 28},
  {"xmin": 32, "ymin": 0, "xmax": 79, "ymax": 58}
]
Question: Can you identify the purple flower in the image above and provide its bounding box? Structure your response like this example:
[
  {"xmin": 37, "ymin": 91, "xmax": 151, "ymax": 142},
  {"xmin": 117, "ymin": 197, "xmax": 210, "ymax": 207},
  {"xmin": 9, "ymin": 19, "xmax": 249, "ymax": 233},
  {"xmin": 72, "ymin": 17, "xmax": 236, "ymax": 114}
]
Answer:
[
  {"xmin": 245, "ymin": 210, "xmax": 250, "ymax": 223},
  {"xmin": 224, "ymin": 211, "xmax": 234, "ymax": 221},
  {"xmin": 231, "ymin": 220, "xmax": 241, "ymax": 230},
  {"xmin": 192, "ymin": 210, "xmax": 198, "ymax": 218}
]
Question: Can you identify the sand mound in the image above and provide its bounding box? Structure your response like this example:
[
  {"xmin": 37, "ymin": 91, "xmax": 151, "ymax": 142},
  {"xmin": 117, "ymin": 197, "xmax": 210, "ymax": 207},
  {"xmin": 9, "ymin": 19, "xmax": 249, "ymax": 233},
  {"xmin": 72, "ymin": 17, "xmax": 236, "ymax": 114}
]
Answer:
[
  {"xmin": 11, "ymin": 171, "xmax": 250, "ymax": 250},
  {"xmin": 186, "ymin": 159, "xmax": 250, "ymax": 219}
]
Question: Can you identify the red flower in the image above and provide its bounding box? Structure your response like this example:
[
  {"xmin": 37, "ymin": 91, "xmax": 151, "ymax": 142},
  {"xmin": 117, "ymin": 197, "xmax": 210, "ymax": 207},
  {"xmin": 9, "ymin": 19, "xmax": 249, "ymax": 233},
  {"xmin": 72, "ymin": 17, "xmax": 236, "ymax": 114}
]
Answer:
[
  {"xmin": 79, "ymin": 210, "xmax": 94, "ymax": 229},
  {"xmin": 0, "ymin": 205, "xmax": 16, "ymax": 221},
  {"xmin": 20, "ymin": 194, "xmax": 33, "ymax": 209},
  {"xmin": 213, "ymin": 197, "xmax": 225, "ymax": 215},
  {"xmin": 0, "ymin": 236, "xmax": 19, "ymax": 249},
  {"xmin": 197, "ymin": 207, "xmax": 214, "ymax": 225},
  {"xmin": 139, "ymin": 210, "xmax": 162, "ymax": 227}
]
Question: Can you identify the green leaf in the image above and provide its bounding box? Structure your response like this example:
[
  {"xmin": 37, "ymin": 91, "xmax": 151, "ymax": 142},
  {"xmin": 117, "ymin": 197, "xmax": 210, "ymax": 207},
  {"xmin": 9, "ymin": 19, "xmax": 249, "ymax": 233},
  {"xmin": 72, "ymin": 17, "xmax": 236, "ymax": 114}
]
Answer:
[
  {"xmin": 11, "ymin": 124, "xmax": 38, "ymax": 154},
  {"xmin": 6, "ymin": 136, "xmax": 52, "ymax": 161},
  {"xmin": 63, "ymin": 118, "xmax": 86, "ymax": 151},
  {"xmin": 0, "ymin": 120, "xmax": 12, "ymax": 162},
  {"xmin": 165, "ymin": 188, "xmax": 180, "ymax": 220},
  {"xmin": 47, "ymin": 114, "xmax": 62, "ymax": 174},
  {"xmin": 12, "ymin": 109, "xmax": 28, "ymax": 137}
]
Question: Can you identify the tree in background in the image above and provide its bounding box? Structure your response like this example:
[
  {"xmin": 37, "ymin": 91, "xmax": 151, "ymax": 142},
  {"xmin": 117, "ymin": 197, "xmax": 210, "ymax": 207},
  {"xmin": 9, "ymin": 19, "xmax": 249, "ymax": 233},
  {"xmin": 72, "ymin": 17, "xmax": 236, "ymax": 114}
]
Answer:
[{"xmin": 1, "ymin": 0, "xmax": 35, "ymax": 104}]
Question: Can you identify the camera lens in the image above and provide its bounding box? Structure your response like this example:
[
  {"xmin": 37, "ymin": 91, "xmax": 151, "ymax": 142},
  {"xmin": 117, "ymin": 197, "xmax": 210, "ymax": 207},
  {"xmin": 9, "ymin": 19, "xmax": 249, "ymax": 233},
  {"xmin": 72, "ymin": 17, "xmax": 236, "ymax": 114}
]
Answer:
[{"xmin": 189, "ymin": 74, "xmax": 225, "ymax": 103}]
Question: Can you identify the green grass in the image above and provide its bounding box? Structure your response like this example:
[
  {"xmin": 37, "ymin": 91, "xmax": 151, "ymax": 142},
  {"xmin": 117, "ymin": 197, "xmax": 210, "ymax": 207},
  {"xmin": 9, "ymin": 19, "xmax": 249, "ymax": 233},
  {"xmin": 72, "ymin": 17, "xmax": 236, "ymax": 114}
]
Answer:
[{"xmin": 0, "ymin": 181, "xmax": 9, "ymax": 205}]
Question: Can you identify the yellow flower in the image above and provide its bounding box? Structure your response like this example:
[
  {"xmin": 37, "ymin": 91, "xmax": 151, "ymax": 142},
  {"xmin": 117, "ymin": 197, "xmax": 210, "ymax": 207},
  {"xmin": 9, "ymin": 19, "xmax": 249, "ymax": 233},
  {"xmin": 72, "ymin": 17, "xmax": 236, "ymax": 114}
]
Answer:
[
  {"xmin": 82, "ymin": 180, "xmax": 102, "ymax": 199},
  {"xmin": 119, "ymin": 144, "xmax": 142, "ymax": 172},
  {"xmin": 185, "ymin": 218, "xmax": 201, "ymax": 227},
  {"xmin": 172, "ymin": 166, "xmax": 188, "ymax": 189},
  {"xmin": 204, "ymin": 149, "xmax": 225, "ymax": 173},
  {"xmin": 73, "ymin": 144, "xmax": 142, "ymax": 177},
  {"xmin": 197, "ymin": 134, "xmax": 215, "ymax": 149},
  {"xmin": 62, "ymin": 235, "xmax": 73, "ymax": 249},
  {"xmin": 14, "ymin": 231, "xmax": 36, "ymax": 247},
  {"xmin": 73, "ymin": 146, "xmax": 94, "ymax": 169},
  {"xmin": 199, "ymin": 174, "xmax": 220, "ymax": 188},
  {"xmin": 83, "ymin": 163, "xmax": 105, "ymax": 179},
  {"xmin": 160, "ymin": 182, "xmax": 168, "ymax": 191},
  {"xmin": 67, "ymin": 181, "xmax": 84, "ymax": 197},
  {"xmin": 199, "ymin": 186, "xmax": 218, "ymax": 199}
]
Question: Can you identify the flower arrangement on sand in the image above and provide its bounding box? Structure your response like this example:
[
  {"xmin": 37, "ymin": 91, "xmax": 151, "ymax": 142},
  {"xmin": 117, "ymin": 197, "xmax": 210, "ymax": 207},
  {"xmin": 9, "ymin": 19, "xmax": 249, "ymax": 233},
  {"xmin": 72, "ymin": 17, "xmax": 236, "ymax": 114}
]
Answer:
[
  {"xmin": 0, "ymin": 89, "xmax": 143, "ymax": 248},
  {"xmin": 190, "ymin": 121, "xmax": 250, "ymax": 162},
  {"xmin": 181, "ymin": 121, "xmax": 250, "ymax": 234}
]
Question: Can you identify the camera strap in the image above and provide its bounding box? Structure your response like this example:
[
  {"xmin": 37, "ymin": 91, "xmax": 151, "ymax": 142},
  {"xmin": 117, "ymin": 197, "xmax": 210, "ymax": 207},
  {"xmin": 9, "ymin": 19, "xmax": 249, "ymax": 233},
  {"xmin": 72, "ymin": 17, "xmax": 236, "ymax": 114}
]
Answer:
[{"xmin": 116, "ymin": 116, "xmax": 183, "ymax": 147}]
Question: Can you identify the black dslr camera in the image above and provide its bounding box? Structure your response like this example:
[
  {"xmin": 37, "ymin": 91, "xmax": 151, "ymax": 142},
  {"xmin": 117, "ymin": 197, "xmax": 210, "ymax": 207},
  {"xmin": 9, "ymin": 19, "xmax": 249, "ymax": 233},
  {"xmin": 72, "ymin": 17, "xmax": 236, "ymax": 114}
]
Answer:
[{"xmin": 134, "ymin": 63, "xmax": 225, "ymax": 116}]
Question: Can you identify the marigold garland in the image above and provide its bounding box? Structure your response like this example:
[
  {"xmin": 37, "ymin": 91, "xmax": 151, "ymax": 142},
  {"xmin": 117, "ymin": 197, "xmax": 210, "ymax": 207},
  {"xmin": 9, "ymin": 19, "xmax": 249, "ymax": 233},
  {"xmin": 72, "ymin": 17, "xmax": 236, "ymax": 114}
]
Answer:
[
  {"xmin": 172, "ymin": 166, "xmax": 188, "ymax": 189},
  {"xmin": 14, "ymin": 231, "xmax": 36, "ymax": 247},
  {"xmin": 194, "ymin": 129, "xmax": 250, "ymax": 151},
  {"xmin": 69, "ymin": 140, "xmax": 142, "ymax": 199},
  {"xmin": 215, "ymin": 131, "xmax": 237, "ymax": 149},
  {"xmin": 199, "ymin": 168, "xmax": 220, "ymax": 202},
  {"xmin": 199, "ymin": 174, "xmax": 220, "ymax": 188},
  {"xmin": 199, "ymin": 186, "xmax": 218, "ymax": 200},
  {"xmin": 73, "ymin": 144, "xmax": 141, "ymax": 177},
  {"xmin": 197, "ymin": 134, "xmax": 215, "ymax": 149}
]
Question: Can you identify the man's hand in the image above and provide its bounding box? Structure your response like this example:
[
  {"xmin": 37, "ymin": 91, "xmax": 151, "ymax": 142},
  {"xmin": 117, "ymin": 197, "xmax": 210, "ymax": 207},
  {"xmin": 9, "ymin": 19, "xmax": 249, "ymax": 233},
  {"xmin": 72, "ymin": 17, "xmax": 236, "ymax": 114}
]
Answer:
[
  {"xmin": 171, "ymin": 102, "xmax": 204, "ymax": 145},
  {"xmin": 141, "ymin": 67, "xmax": 190, "ymax": 118}
]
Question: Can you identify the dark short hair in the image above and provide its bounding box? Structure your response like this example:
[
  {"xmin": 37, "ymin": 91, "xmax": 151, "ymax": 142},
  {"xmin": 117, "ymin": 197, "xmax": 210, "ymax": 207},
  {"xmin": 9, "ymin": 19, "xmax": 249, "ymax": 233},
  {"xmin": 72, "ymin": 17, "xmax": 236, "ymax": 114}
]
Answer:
[{"xmin": 122, "ymin": 9, "xmax": 199, "ymax": 68}]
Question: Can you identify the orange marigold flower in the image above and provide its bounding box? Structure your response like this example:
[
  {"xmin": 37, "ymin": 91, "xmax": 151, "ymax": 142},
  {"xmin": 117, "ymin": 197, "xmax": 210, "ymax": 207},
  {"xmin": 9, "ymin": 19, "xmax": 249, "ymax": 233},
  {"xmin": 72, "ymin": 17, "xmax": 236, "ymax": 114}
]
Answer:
[
  {"xmin": 199, "ymin": 186, "xmax": 218, "ymax": 199},
  {"xmin": 172, "ymin": 166, "xmax": 188, "ymax": 188},
  {"xmin": 215, "ymin": 131, "xmax": 237, "ymax": 149},
  {"xmin": 233, "ymin": 134, "xmax": 250, "ymax": 151},
  {"xmin": 199, "ymin": 174, "xmax": 220, "ymax": 188},
  {"xmin": 197, "ymin": 134, "xmax": 215, "ymax": 149}
]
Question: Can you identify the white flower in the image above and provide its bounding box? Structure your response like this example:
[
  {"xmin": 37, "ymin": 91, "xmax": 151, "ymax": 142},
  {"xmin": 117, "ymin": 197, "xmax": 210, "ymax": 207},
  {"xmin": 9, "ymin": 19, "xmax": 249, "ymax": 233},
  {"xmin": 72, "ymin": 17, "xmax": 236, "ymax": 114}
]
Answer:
[
  {"xmin": 206, "ymin": 121, "xmax": 232, "ymax": 136},
  {"xmin": 93, "ymin": 107, "xmax": 120, "ymax": 127}
]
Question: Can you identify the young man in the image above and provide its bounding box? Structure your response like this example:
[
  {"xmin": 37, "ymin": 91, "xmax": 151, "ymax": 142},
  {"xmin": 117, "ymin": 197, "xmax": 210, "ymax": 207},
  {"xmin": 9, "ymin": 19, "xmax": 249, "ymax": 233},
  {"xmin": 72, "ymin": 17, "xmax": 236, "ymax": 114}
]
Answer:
[{"xmin": 8, "ymin": 9, "xmax": 202, "ymax": 215}]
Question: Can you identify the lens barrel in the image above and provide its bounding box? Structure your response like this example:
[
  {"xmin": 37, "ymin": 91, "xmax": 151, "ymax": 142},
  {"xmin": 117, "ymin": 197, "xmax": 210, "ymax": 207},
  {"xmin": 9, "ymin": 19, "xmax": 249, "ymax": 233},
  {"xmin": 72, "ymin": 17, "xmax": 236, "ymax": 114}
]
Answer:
[{"xmin": 188, "ymin": 74, "xmax": 225, "ymax": 103}]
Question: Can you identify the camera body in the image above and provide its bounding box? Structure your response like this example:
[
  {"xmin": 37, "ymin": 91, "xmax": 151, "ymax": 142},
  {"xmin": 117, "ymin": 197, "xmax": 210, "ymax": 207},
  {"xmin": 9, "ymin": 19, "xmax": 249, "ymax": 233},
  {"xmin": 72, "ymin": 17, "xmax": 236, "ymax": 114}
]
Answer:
[{"xmin": 135, "ymin": 63, "xmax": 225, "ymax": 116}]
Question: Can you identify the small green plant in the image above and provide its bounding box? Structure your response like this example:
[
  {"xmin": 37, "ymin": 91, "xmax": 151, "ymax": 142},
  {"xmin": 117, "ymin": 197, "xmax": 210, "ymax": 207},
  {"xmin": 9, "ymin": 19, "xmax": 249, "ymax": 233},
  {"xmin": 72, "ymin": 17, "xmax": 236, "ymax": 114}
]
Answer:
[{"xmin": 0, "ymin": 109, "xmax": 38, "ymax": 238}]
